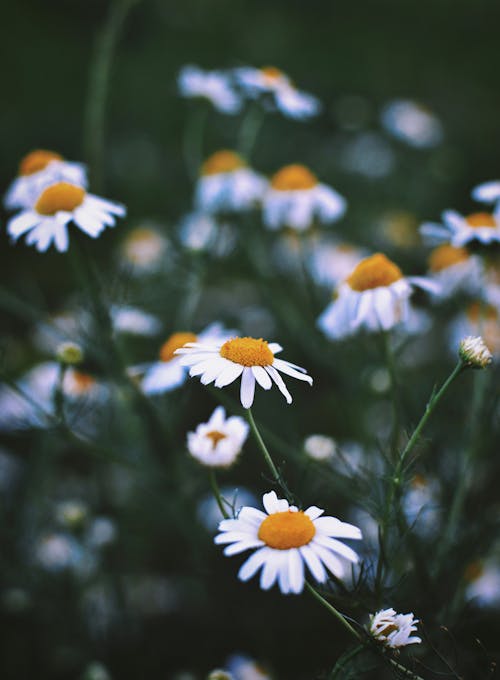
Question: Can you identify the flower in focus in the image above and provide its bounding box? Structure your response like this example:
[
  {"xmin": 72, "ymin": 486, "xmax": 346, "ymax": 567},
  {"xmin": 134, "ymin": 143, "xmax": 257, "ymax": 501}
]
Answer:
[
  {"xmin": 176, "ymin": 336, "xmax": 312, "ymax": 408},
  {"xmin": 178, "ymin": 65, "xmax": 241, "ymax": 114},
  {"xmin": 380, "ymin": 99, "xmax": 443, "ymax": 148},
  {"xmin": 471, "ymin": 180, "xmax": 500, "ymax": 208},
  {"xmin": 187, "ymin": 406, "xmax": 249, "ymax": 468},
  {"xmin": 215, "ymin": 491, "xmax": 361, "ymax": 594},
  {"xmin": 427, "ymin": 244, "xmax": 483, "ymax": 299},
  {"xmin": 421, "ymin": 210, "xmax": 500, "ymax": 248},
  {"xmin": 4, "ymin": 149, "xmax": 87, "ymax": 210},
  {"xmin": 368, "ymin": 607, "xmax": 422, "ymax": 648},
  {"xmin": 138, "ymin": 324, "xmax": 235, "ymax": 395},
  {"xmin": 195, "ymin": 150, "xmax": 267, "ymax": 214},
  {"xmin": 459, "ymin": 335, "xmax": 493, "ymax": 368},
  {"xmin": 263, "ymin": 164, "xmax": 346, "ymax": 231},
  {"xmin": 303, "ymin": 434, "xmax": 336, "ymax": 461},
  {"xmin": 120, "ymin": 226, "xmax": 169, "ymax": 274},
  {"xmin": 235, "ymin": 66, "xmax": 321, "ymax": 120},
  {"xmin": 7, "ymin": 182, "xmax": 126, "ymax": 252},
  {"xmin": 318, "ymin": 253, "xmax": 437, "ymax": 340}
]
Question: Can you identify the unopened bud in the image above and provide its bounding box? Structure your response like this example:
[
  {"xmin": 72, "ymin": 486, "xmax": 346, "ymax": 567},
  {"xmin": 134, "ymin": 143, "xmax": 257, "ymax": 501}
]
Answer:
[
  {"xmin": 56, "ymin": 341, "xmax": 83, "ymax": 365},
  {"xmin": 459, "ymin": 336, "xmax": 492, "ymax": 369}
]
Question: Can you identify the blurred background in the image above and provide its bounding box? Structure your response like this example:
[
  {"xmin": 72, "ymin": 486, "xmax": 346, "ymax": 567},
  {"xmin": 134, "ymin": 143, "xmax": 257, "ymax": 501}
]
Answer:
[{"xmin": 1, "ymin": 1, "xmax": 500, "ymax": 679}]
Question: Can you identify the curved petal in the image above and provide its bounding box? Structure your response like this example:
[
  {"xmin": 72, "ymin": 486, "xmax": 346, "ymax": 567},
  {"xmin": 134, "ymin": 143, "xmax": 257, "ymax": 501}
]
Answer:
[
  {"xmin": 265, "ymin": 366, "xmax": 292, "ymax": 404},
  {"xmin": 252, "ymin": 365, "xmax": 272, "ymax": 390},
  {"xmin": 238, "ymin": 547, "xmax": 270, "ymax": 581},
  {"xmin": 240, "ymin": 367, "xmax": 255, "ymax": 408}
]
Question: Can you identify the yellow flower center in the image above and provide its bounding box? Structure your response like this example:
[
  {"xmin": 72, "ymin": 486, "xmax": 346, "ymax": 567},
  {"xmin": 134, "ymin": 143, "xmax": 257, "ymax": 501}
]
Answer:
[
  {"xmin": 261, "ymin": 66, "xmax": 285, "ymax": 83},
  {"xmin": 19, "ymin": 149, "xmax": 63, "ymax": 176},
  {"xmin": 220, "ymin": 337, "xmax": 274, "ymax": 367},
  {"xmin": 35, "ymin": 182, "xmax": 85, "ymax": 216},
  {"xmin": 346, "ymin": 253, "xmax": 403, "ymax": 292},
  {"xmin": 428, "ymin": 244, "xmax": 469, "ymax": 272},
  {"xmin": 465, "ymin": 212, "xmax": 497, "ymax": 229},
  {"xmin": 68, "ymin": 370, "xmax": 95, "ymax": 394},
  {"xmin": 205, "ymin": 430, "xmax": 227, "ymax": 448},
  {"xmin": 271, "ymin": 164, "xmax": 318, "ymax": 191},
  {"xmin": 159, "ymin": 332, "xmax": 197, "ymax": 362},
  {"xmin": 258, "ymin": 510, "xmax": 316, "ymax": 550},
  {"xmin": 201, "ymin": 150, "xmax": 245, "ymax": 176}
]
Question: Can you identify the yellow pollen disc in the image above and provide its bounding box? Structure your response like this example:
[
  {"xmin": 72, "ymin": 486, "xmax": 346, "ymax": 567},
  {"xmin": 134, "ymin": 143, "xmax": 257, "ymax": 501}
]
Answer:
[
  {"xmin": 19, "ymin": 149, "xmax": 63, "ymax": 176},
  {"xmin": 35, "ymin": 182, "xmax": 85, "ymax": 216},
  {"xmin": 205, "ymin": 430, "xmax": 227, "ymax": 448},
  {"xmin": 201, "ymin": 150, "xmax": 245, "ymax": 176},
  {"xmin": 261, "ymin": 66, "xmax": 285, "ymax": 82},
  {"xmin": 465, "ymin": 212, "xmax": 497, "ymax": 229},
  {"xmin": 271, "ymin": 164, "xmax": 318, "ymax": 191},
  {"xmin": 159, "ymin": 332, "xmax": 197, "ymax": 362},
  {"xmin": 428, "ymin": 244, "xmax": 469, "ymax": 272},
  {"xmin": 258, "ymin": 510, "xmax": 316, "ymax": 550},
  {"xmin": 347, "ymin": 253, "xmax": 403, "ymax": 292},
  {"xmin": 220, "ymin": 337, "xmax": 274, "ymax": 367}
]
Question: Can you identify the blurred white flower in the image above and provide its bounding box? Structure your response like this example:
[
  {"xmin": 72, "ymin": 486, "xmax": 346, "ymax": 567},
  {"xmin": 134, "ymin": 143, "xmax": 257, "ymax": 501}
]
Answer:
[
  {"xmin": 381, "ymin": 99, "xmax": 443, "ymax": 148},
  {"xmin": 263, "ymin": 164, "xmax": 346, "ymax": 231},
  {"xmin": 4, "ymin": 149, "xmax": 87, "ymax": 210},
  {"xmin": 369, "ymin": 607, "xmax": 421, "ymax": 647},
  {"xmin": 178, "ymin": 212, "xmax": 236, "ymax": 256},
  {"xmin": 196, "ymin": 150, "xmax": 267, "ymax": 214},
  {"xmin": 187, "ymin": 406, "xmax": 249, "ymax": 468},
  {"xmin": 465, "ymin": 560, "xmax": 500, "ymax": 608},
  {"xmin": 55, "ymin": 500, "xmax": 89, "ymax": 529},
  {"xmin": 235, "ymin": 66, "xmax": 320, "ymax": 120},
  {"xmin": 427, "ymin": 244, "xmax": 483, "ymax": 299},
  {"xmin": 178, "ymin": 65, "xmax": 241, "ymax": 114},
  {"xmin": 303, "ymin": 434, "xmax": 336, "ymax": 461},
  {"xmin": 86, "ymin": 517, "xmax": 117, "ymax": 549},
  {"xmin": 120, "ymin": 226, "xmax": 169, "ymax": 273},
  {"xmin": 307, "ymin": 239, "xmax": 366, "ymax": 288},
  {"xmin": 421, "ymin": 210, "xmax": 500, "ymax": 248},
  {"xmin": 472, "ymin": 180, "xmax": 500, "ymax": 207},
  {"xmin": 8, "ymin": 182, "xmax": 125, "ymax": 252},
  {"xmin": 110, "ymin": 305, "xmax": 162, "ymax": 336},
  {"xmin": 318, "ymin": 253, "xmax": 437, "ymax": 339},
  {"xmin": 449, "ymin": 303, "xmax": 500, "ymax": 358},
  {"xmin": 226, "ymin": 654, "xmax": 272, "ymax": 680}
]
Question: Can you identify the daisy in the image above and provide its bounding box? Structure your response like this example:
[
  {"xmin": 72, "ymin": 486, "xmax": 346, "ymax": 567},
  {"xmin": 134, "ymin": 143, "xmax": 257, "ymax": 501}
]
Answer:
[
  {"xmin": 7, "ymin": 182, "xmax": 126, "ymax": 252},
  {"xmin": 4, "ymin": 149, "xmax": 87, "ymax": 210},
  {"xmin": 179, "ymin": 212, "xmax": 236, "ymax": 257},
  {"xmin": 471, "ymin": 180, "xmax": 500, "ymax": 207},
  {"xmin": 318, "ymin": 253, "xmax": 437, "ymax": 340},
  {"xmin": 421, "ymin": 210, "xmax": 500, "ymax": 248},
  {"xmin": 215, "ymin": 490, "xmax": 361, "ymax": 594},
  {"xmin": 178, "ymin": 65, "xmax": 241, "ymax": 114},
  {"xmin": 110, "ymin": 305, "xmax": 162, "ymax": 336},
  {"xmin": 235, "ymin": 66, "xmax": 321, "ymax": 120},
  {"xmin": 187, "ymin": 406, "xmax": 249, "ymax": 468},
  {"xmin": 427, "ymin": 244, "xmax": 483, "ymax": 299},
  {"xmin": 139, "ymin": 324, "xmax": 234, "ymax": 395},
  {"xmin": 263, "ymin": 164, "xmax": 346, "ymax": 231},
  {"xmin": 195, "ymin": 150, "xmax": 267, "ymax": 214},
  {"xmin": 120, "ymin": 226, "xmax": 169, "ymax": 273},
  {"xmin": 380, "ymin": 99, "xmax": 443, "ymax": 149},
  {"xmin": 368, "ymin": 608, "xmax": 421, "ymax": 648},
  {"xmin": 175, "ymin": 336, "xmax": 312, "ymax": 408}
]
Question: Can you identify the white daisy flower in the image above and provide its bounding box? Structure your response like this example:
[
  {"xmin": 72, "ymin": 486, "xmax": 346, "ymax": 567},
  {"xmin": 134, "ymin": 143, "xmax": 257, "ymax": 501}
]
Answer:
[
  {"xmin": 215, "ymin": 490, "xmax": 362, "ymax": 594},
  {"xmin": 235, "ymin": 66, "xmax": 321, "ymax": 120},
  {"xmin": 427, "ymin": 244, "xmax": 483, "ymax": 299},
  {"xmin": 449, "ymin": 302, "xmax": 500, "ymax": 358},
  {"xmin": 139, "ymin": 324, "xmax": 235, "ymax": 395},
  {"xmin": 195, "ymin": 150, "xmax": 267, "ymax": 214},
  {"xmin": 307, "ymin": 240, "xmax": 366, "ymax": 288},
  {"xmin": 7, "ymin": 182, "xmax": 126, "ymax": 252},
  {"xmin": 459, "ymin": 335, "xmax": 493, "ymax": 369},
  {"xmin": 178, "ymin": 212, "xmax": 236, "ymax": 257},
  {"xmin": 381, "ymin": 99, "xmax": 443, "ymax": 149},
  {"xmin": 318, "ymin": 253, "xmax": 437, "ymax": 340},
  {"xmin": 178, "ymin": 65, "xmax": 241, "ymax": 114},
  {"xmin": 4, "ymin": 149, "xmax": 87, "ymax": 210},
  {"xmin": 120, "ymin": 226, "xmax": 169, "ymax": 273},
  {"xmin": 421, "ymin": 210, "xmax": 500, "ymax": 248},
  {"xmin": 263, "ymin": 164, "xmax": 346, "ymax": 231},
  {"xmin": 465, "ymin": 561, "xmax": 500, "ymax": 608},
  {"xmin": 303, "ymin": 435, "xmax": 336, "ymax": 462},
  {"xmin": 110, "ymin": 305, "xmax": 162, "ymax": 337},
  {"xmin": 368, "ymin": 608, "xmax": 422, "ymax": 648},
  {"xmin": 471, "ymin": 180, "xmax": 500, "ymax": 207},
  {"xmin": 176, "ymin": 336, "xmax": 312, "ymax": 408},
  {"xmin": 187, "ymin": 406, "xmax": 249, "ymax": 468}
]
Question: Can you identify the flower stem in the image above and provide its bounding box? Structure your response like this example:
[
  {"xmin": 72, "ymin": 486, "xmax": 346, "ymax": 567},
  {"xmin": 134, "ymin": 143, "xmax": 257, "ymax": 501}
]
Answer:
[
  {"xmin": 382, "ymin": 331, "xmax": 401, "ymax": 457},
  {"xmin": 238, "ymin": 103, "xmax": 265, "ymax": 160},
  {"xmin": 305, "ymin": 582, "xmax": 362, "ymax": 641},
  {"xmin": 246, "ymin": 407, "xmax": 294, "ymax": 502},
  {"xmin": 183, "ymin": 104, "xmax": 209, "ymax": 182},
  {"xmin": 84, "ymin": 0, "xmax": 140, "ymax": 191},
  {"xmin": 209, "ymin": 470, "xmax": 229, "ymax": 519}
]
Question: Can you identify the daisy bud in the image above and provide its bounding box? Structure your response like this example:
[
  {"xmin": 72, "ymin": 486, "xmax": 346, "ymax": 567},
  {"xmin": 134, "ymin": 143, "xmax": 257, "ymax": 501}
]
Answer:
[
  {"xmin": 56, "ymin": 341, "xmax": 84, "ymax": 366},
  {"xmin": 458, "ymin": 336, "xmax": 492, "ymax": 369},
  {"xmin": 368, "ymin": 607, "xmax": 421, "ymax": 648}
]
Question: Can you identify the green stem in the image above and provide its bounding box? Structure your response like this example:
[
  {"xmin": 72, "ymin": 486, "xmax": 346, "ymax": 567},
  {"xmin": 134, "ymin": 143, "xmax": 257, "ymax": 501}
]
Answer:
[
  {"xmin": 305, "ymin": 582, "xmax": 362, "ymax": 641},
  {"xmin": 84, "ymin": 0, "xmax": 139, "ymax": 190},
  {"xmin": 238, "ymin": 103, "xmax": 265, "ymax": 160},
  {"xmin": 382, "ymin": 331, "xmax": 401, "ymax": 457},
  {"xmin": 246, "ymin": 407, "xmax": 293, "ymax": 502},
  {"xmin": 183, "ymin": 104, "xmax": 209, "ymax": 182},
  {"xmin": 209, "ymin": 470, "xmax": 229, "ymax": 519}
]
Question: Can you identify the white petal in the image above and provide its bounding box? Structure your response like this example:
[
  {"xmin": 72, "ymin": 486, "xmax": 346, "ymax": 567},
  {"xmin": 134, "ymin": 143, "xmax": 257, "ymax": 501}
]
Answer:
[
  {"xmin": 272, "ymin": 359, "xmax": 312, "ymax": 384},
  {"xmin": 260, "ymin": 554, "xmax": 281, "ymax": 590},
  {"xmin": 268, "ymin": 343, "xmax": 283, "ymax": 354},
  {"xmin": 262, "ymin": 491, "xmax": 281, "ymax": 515},
  {"xmin": 240, "ymin": 368, "xmax": 255, "ymax": 408},
  {"xmin": 314, "ymin": 516, "xmax": 362, "ymax": 540},
  {"xmin": 288, "ymin": 548, "xmax": 305, "ymax": 593},
  {"xmin": 304, "ymin": 505, "xmax": 324, "ymax": 520},
  {"xmin": 312, "ymin": 543, "xmax": 345, "ymax": 578},
  {"xmin": 214, "ymin": 361, "xmax": 244, "ymax": 388},
  {"xmin": 238, "ymin": 547, "xmax": 270, "ymax": 581},
  {"xmin": 313, "ymin": 535, "xmax": 359, "ymax": 563},
  {"xmin": 7, "ymin": 211, "xmax": 40, "ymax": 238},
  {"xmin": 300, "ymin": 545, "xmax": 328, "ymax": 583},
  {"xmin": 224, "ymin": 539, "xmax": 264, "ymax": 556},
  {"xmin": 252, "ymin": 365, "xmax": 272, "ymax": 389},
  {"xmin": 265, "ymin": 366, "xmax": 292, "ymax": 404}
]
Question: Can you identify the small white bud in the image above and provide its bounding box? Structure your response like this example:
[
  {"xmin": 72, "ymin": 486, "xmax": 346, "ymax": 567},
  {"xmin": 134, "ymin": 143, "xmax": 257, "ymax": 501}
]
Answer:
[
  {"xmin": 458, "ymin": 336, "xmax": 492, "ymax": 369},
  {"xmin": 56, "ymin": 341, "xmax": 84, "ymax": 365}
]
